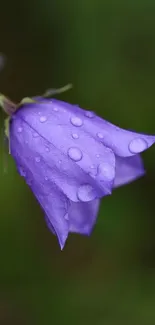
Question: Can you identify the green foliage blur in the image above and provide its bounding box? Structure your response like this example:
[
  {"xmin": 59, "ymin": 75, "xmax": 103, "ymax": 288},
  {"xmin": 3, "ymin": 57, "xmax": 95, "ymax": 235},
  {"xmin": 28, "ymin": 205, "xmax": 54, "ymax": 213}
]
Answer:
[{"xmin": 0, "ymin": 0, "xmax": 155, "ymax": 324}]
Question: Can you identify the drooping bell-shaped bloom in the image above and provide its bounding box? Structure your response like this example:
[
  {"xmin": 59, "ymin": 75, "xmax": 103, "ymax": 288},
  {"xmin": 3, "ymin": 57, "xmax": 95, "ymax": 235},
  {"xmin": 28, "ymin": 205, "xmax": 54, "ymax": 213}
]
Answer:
[{"xmin": 2, "ymin": 94, "xmax": 155, "ymax": 249}]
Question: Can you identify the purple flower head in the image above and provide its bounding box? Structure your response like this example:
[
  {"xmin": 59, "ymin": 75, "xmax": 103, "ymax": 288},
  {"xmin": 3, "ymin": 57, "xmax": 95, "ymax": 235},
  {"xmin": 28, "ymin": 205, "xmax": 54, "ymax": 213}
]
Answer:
[{"xmin": 3, "ymin": 96, "xmax": 155, "ymax": 249}]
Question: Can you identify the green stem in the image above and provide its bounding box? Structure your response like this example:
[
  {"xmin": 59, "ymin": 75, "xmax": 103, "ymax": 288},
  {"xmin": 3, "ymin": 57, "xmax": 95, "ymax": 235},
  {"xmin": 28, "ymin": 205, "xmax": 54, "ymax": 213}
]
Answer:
[{"xmin": 42, "ymin": 84, "xmax": 73, "ymax": 97}]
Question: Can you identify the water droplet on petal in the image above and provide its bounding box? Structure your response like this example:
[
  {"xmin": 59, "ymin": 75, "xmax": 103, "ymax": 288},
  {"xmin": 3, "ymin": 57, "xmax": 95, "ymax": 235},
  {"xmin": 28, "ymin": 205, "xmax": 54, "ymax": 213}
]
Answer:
[
  {"xmin": 72, "ymin": 133, "xmax": 79, "ymax": 139},
  {"xmin": 68, "ymin": 147, "xmax": 83, "ymax": 161},
  {"xmin": 64, "ymin": 213, "xmax": 69, "ymax": 220},
  {"xmin": 59, "ymin": 160, "xmax": 62, "ymax": 164},
  {"xmin": 45, "ymin": 176, "xmax": 48, "ymax": 181},
  {"xmin": 33, "ymin": 132, "xmax": 39, "ymax": 138},
  {"xmin": 35, "ymin": 156, "xmax": 41, "ymax": 163},
  {"xmin": 53, "ymin": 107, "xmax": 58, "ymax": 111},
  {"xmin": 19, "ymin": 166, "xmax": 26, "ymax": 177},
  {"xmin": 89, "ymin": 164, "xmax": 96, "ymax": 176},
  {"xmin": 129, "ymin": 138, "xmax": 148, "ymax": 153},
  {"xmin": 97, "ymin": 132, "xmax": 104, "ymax": 139},
  {"xmin": 17, "ymin": 127, "xmax": 23, "ymax": 133},
  {"xmin": 89, "ymin": 169, "xmax": 97, "ymax": 177},
  {"xmin": 98, "ymin": 162, "xmax": 115, "ymax": 181},
  {"xmin": 96, "ymin": 154, "xmax": 100, "ymax": 158},
  {"xmin": 77, "ymin": 184, "xmax": 97, "ymax": 202},
  {"xmin": 85, "ymin": 111, "xmax": 95, "ymax": 118},
  {"xmin": 40, "ymin": 116, "xmax": 47, "ymax": 123},
  {"xmin": 70, "ymin": 116, "xmax": 83, "ymax": 127},
  {"xmin": 45, "ymin": 147, "xmax": 50, "ymax": 152}
]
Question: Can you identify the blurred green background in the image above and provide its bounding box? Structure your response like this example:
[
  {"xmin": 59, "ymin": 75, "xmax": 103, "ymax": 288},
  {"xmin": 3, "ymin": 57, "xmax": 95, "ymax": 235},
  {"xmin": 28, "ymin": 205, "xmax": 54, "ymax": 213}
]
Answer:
[{"xmin": 0, "ymin": 0, "xmax": 155, "ymax": 324}]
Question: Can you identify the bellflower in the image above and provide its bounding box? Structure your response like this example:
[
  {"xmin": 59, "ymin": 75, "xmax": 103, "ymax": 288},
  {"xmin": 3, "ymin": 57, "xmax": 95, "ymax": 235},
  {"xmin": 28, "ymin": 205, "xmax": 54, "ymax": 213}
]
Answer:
[{"xmin": 1, "ymin": 91, "xmax": 155, "ymax": 249}]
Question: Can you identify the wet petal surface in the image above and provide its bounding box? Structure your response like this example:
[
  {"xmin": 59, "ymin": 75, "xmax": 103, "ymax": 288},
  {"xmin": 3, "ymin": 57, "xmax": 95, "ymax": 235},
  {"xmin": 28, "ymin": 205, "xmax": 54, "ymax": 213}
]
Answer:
[
  {"xmin": 13, "ymin": 101, "xmax": 116, "ymax": 198},
  {"xmin": 19, "ymin": 99, "xmax": 155, "ymax": 158},
  {"xmin": 10, "ymin": 120, "xmax": 71, "ymax": 249}
]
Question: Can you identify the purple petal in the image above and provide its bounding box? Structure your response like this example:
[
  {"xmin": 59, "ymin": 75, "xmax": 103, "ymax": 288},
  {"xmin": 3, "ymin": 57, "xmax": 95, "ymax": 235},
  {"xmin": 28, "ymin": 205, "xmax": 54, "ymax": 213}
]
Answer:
[
  {"xmin": 13, "ymin": 101, "xmax": 116, "ymax": 198},
  {"xmin": 114, "ymin": 155, "xmax": 145, "ymax": 188},
  {"xmin": 44, "ymin": 215, "xmax": 56, "ymax": 235},
  {"xmin": 30, "ymin": 99, "xmax": 155, "ymax": 158},
  {"xmin": 35, "ymin": 188, "xmax": 69, "ymax": 250},
  {"xmin": 10, "ymin": 119, "xmax": 70, "ymax": 249},
  {"xmin": 68, "ymin": 199, "xmax": 100, "ymax": 235}
]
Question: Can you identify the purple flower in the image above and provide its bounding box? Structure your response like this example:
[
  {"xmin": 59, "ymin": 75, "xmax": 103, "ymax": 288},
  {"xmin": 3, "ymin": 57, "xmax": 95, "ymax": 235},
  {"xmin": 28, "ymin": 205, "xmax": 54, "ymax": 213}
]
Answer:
[{"xmin": 7, "ymin": 98, "xmax": 155, "ymax": 249}]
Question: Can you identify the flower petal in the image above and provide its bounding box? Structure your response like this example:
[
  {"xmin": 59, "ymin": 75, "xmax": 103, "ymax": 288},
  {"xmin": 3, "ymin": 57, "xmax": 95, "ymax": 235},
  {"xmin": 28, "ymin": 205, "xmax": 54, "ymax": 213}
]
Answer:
[
  {"xmin": 27, "ymin": 99, "xmax": 155, "ymax": 158},
  {"xmin": 10, "ymin": 119, "xmax": 70, "ymax": 249},
  {"xmin": 35, "ymin": 188, "xmax": 69, "ymax": 250},
  {"xmin": 13, "ymin": 101, "xmax": 116, "ymax": 198},
  {"xmin": 114, "ymin": 155, "xmax": 145, "ymax": 188},
  {"xmin": 68, "ymin": 199, "xmax": 100, "ymax": 235}
]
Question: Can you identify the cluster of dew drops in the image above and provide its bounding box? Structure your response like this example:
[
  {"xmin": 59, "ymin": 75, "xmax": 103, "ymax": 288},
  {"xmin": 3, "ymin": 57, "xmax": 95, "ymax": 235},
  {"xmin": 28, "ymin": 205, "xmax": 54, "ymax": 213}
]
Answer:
[{"xmin": 16, "ymin": 104, "xmax": 149, "ymax": 202}]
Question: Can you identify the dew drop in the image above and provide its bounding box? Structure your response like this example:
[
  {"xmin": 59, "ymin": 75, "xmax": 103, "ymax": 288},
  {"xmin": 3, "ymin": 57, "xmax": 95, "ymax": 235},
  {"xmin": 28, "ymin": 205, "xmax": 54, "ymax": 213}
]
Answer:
[
  {"xmin": 39, "ymin": 116, "xmax": 47, "ymax": 123},
  {"xmin": 72, "ymin": 133, "xmax": 79, "ymax": 139},
  {"xmin": 53, "ymin": 107, "xmax": 58, "ymax": 112},
  {"xmin": 19, "ymin": 166, "xmax": 26, "ymax": 177},
  {"xmin": 97, "ymin": 132, "xmax": 104, "ymax": 139},
  {"xmin": 45, "ymin": 147, "xmax": 50, "ymax": 152},
  {"xmin": 89, "ymin": 169, "xmax": 97, "ymax": 177},
  {"xmin": 70, "ymin": 116, "xmax": 83, "ymax": 127},
  {"xmin": 85, "ymin": 111, "xmax": 95, "ymax": 118},
  {"xmin": 17, "ymin": 127, "xmax": 23, "ymax": 133},
  {"xmin": 68, "ymin": 147, "xmax": 83, "ymax": 161},
  {"xmin": 33, "ymin": 132, "xmax": 39, "ymax": 138},
  {"xmin": 129, "ymin": 138, "xmax": 148, "ymax": 154},
  {"xmin": 96, "ymin": 154, "xmax": 100, "ymax": 158},
  {"xmin": 98, "ymin": 162, "xmax": 115, "ymax": 181},
  {"xmin": 45, "ymin": 176, "xmax": 48, "ymax": 181},
  {"xmin": 64, "ymin": 213, "xmax": 69, "ymax": 221},
  {"xmin": 59, "ymin": 160, "xmax": 62, "ymax": 164},
  {"xmin": 35, "ymin": 156, "xmax": 41, "ymax": 163},
  {"xmin": 77, "ymin": 184, "xmax": 97, "ymax": 202}
]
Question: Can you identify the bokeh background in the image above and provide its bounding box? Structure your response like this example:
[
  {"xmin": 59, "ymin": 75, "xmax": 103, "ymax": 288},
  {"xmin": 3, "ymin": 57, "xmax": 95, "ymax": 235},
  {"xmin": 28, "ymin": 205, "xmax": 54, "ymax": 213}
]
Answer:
[{"xmin": 0, "ymin": 1, "xmax": 155, "ymax": 324}]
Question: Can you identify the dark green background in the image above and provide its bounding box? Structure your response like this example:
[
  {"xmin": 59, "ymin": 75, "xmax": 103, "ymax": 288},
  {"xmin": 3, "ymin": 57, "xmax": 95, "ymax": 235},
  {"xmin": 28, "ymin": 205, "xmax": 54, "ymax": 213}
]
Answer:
[{"xmin": 0, "ymin": 1, "xmax": 155, "ymax": 324}]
